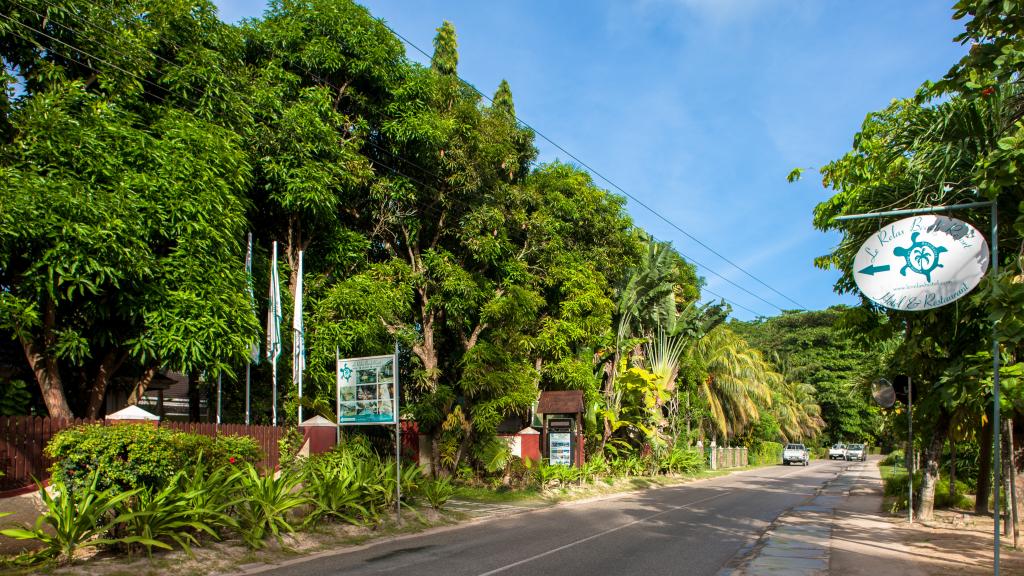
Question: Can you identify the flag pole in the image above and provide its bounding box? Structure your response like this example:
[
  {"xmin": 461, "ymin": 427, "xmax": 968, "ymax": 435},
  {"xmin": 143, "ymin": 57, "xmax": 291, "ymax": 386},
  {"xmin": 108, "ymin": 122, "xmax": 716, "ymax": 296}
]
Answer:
[
  {"xmin": 294, "ymin": 250, "xmax": 304, "ymax": 424},
  {"xmin": 244, "ymin": 232, "xmax": 259, "ymax": 426},
  {"xmin": 394, "ymin": 338, "xmax": 401, "ymax": 525},
  {"xmin": 269, "ymin": 241, "xmax": 281, "ymax": 427},
  {"xmin": 335, "ymin": 347, "xmax": 341, "ymax": 445},
  {"xmin": 216, "ymin": 372, "xmax": 222, "ymax": 426},
  {"xmin": 245, "ymin": 363, "xmax": 251, "ymax": 426}
]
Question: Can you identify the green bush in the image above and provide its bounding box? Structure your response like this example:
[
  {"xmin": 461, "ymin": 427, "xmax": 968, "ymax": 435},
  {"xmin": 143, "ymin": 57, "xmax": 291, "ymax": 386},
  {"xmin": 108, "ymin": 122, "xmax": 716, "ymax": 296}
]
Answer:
[
  {"xmin": 113, "ymin": 470, "xmax": 219, "ymax": 558},
  {"xmin": 0, "ymin": 471, "xmax": 154, "ymax": 565},
  {"xmin": 750, "ymin": 442, "xmax": 783, "ymax": 465},
  {"xmin": 880, "ymin": 450, "xmax": 905, "ymax": 467},
  {"xmin": 883, "ymin": 471, "xmax": 973, "ymax": 512},
  {"xmin": 302, "ymin": 465, "xmax": 369, "ymax": 526},
  {"xmin": 421, "ymin": 477, "xmax": 455, "ymax": 510},
  {"xmin": 504, "ymin": 456, "xmax": 532, "ymax": 488},
  {"xmin": 210, "ymin": 434, "xmax": 263, "ymax": 466},
  {"xmin": 233, "ymin": 464, "xmax": 308, "ymax": 549},
  {"xmin": 659, "ymin": 447, "xmax": 705, "ymax": 475},
  {"xmin": 46, "ymin": 424, "xmax": 261, "ymax": 494},
  {"xmin": 301, "ymin": 442, "xmax": 415, "ymax": 524}
]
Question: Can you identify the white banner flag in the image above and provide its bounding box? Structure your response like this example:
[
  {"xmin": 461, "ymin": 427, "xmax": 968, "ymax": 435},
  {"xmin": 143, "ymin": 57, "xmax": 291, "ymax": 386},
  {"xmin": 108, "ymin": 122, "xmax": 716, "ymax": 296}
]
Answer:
[{"xmin": 267, "ymin": 242, "xmax": 282, "ymax": 363}]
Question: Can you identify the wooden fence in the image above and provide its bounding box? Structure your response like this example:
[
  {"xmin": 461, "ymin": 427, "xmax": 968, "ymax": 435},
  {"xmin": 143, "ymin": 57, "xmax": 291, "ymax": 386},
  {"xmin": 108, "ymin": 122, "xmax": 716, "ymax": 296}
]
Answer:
[
  {"xmin": 0, "ymin": 416, "xmax": 98, "ymax": 492},
  {"xmin": 0, "ymin": 416, "xmax": 283, "ymax": 493}
]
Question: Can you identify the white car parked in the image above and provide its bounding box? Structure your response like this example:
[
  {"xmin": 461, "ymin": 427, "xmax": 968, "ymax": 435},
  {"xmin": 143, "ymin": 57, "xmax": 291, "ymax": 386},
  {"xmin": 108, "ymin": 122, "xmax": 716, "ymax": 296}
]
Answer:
[
  {"xmin": 782, "ymin": 443, "xmax": 809, "ymax": 466},
  {"xmin": 845, "ymin": 444, "xmax": 866, "ymax": 461},
  {"xmin": 828, "ymin": 443, "xmax": 847, "ymax": 460}
]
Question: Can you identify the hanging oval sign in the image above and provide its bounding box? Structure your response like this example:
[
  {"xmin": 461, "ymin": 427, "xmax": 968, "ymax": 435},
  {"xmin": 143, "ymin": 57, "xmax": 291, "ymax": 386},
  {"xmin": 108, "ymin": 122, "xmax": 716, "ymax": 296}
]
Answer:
[{"xmin": 852, "ymin": 215, "xmax": 989, "ymax": 312}]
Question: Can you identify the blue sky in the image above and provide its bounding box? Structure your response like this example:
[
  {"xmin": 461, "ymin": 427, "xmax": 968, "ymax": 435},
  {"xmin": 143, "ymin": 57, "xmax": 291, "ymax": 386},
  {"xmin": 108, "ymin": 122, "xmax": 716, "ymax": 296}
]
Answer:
[{"xmin": 216, "ymin": 0, "xmax": 968, "ymax": 320}]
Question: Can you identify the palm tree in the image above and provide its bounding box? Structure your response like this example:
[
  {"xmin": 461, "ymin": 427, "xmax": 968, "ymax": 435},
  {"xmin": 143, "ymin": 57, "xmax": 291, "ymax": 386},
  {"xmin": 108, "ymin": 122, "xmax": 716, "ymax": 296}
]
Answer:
[
  {"xmin": 688, "ymin": 325, "xmax": 773, "ymax": 442},
  {"xmin": 600, "ymin": 239, "xmax": 679, "ymax": 449},
  {"xmin": 772, "ymin": 377, "xmax": 824, "ymax": 442}
]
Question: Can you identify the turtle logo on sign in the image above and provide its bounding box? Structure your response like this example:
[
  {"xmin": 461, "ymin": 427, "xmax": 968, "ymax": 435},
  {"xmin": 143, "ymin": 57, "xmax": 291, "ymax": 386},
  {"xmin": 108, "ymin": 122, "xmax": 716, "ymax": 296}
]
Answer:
[{"xmin": 893, "ymin": 232, "xmax": 948, "ymax": 282}]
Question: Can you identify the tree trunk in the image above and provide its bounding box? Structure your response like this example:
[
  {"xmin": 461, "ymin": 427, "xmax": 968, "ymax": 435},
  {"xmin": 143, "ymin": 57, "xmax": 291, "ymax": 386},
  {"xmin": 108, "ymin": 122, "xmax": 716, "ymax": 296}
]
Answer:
[
  {"xmin": 916, "ymin": 409, "xmax": 950, "ymax": 522},
  {"xmin": 451, "ymin": 426, "xmax": 474, "ymax": 473},
  {"xmin": 86, "ymin": 350, "xmax": 127, "ymax": 419},
  {"xmin": 20, "ymin": 300, "xmax": 72, "ymax": 419},
  {"xmin": 430, "ymin": 434, "xmax": 443, "ymax": 479},
  {"xmin": 127, "ymin": 366, "xmax": 157, "ymax": 407},
  {"xmin": 976, "ymin": 417, "xmax": 994, "ymax": 515},
  {"xmin": 188, "ymin": 370, "xmax": 203, "ymax": 422},
  {"xmin": 1009, "ymin": 417, "xmax": 1020, "ymax": 547},
  {"xmin": 411, "ymin": 291, "xmax": 440, "ymax": 391},
  {"xmin": 949, "ymin": 435, "xmax": 957, "ymax": 502}
]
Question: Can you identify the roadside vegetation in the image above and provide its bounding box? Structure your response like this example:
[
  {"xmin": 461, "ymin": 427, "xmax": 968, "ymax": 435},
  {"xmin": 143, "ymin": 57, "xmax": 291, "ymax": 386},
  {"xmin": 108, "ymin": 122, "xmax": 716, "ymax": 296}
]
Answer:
[
  {"xmin": 794, "ymin": 0, "xmax": 1024, "ymax": 523},
  {"xmin": 11, "ymin": 0, "xmax": 1024, "ymax": 569},
  {"xmin": 0, "ymin": 0, "xmax": 830, "ymax": 481}
]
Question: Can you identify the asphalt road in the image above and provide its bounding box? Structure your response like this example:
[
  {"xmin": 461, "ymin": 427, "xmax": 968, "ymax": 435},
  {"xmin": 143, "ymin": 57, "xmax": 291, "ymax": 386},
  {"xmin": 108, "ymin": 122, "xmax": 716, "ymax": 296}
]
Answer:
[{"xmin": 247, "ymin": 459, "xmax": 850, "ymax": 576}]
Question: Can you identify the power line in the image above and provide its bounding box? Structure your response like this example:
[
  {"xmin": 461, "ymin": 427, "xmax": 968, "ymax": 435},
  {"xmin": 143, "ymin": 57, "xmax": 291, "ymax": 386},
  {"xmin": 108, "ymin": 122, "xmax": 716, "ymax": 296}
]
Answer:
[
  {"xmin": 0, "ymin": 11, "xmax": 175, "ymax": 105},
  {"xmin": 378, "ymin": 20, "xmax": 807, "ymax": 312}
]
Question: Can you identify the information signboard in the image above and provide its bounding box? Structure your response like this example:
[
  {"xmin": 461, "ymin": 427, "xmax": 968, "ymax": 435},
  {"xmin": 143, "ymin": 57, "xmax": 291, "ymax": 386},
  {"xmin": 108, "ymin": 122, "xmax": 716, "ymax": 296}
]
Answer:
[
  {"xmin": 336, "ymin": 354, "xmax": 396, "ymax": 425},
  {"xmin": 549, "ymin": 432, "xmax": 572, "ymax": 466},
  {"xmin": 852, "ymin": 215, "xmax": 989, "ymax": 312}
]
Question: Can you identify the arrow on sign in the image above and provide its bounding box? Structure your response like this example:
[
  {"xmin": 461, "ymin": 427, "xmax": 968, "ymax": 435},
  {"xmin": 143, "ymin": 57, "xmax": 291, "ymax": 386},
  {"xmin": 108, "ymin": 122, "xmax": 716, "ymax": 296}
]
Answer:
[{"xmin": 858, "ymin": 264, "xmax": 890, "ymax": 276}]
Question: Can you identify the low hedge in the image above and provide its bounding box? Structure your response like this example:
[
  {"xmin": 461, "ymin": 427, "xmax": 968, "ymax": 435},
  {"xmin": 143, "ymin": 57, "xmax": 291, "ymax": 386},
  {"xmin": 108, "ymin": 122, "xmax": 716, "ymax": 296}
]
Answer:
[{"xmin": 45, "ymin": 423, "xmax": 261, "ymax": 493}]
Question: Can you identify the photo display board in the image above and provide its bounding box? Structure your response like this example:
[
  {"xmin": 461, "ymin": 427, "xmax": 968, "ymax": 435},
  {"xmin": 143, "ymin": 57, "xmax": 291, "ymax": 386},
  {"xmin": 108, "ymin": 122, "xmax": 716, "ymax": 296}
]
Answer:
[
  {"xmin": 549, "ymin": 432, "xmax": 572, "ymax": 466},
  {"xmin": 337, "ymin": 354, "xmax": 396, "ymax": 425}
]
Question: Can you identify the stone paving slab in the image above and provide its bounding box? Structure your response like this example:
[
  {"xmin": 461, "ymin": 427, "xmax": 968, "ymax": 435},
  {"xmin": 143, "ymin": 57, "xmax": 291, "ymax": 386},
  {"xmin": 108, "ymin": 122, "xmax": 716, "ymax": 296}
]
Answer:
[
  {"xmin": 758, "ymin": 543, "xmax": 829, "ymax": 560},
  {"xmin": 747, "ymin": 555, "xmax": 828, "ymax": 572}
]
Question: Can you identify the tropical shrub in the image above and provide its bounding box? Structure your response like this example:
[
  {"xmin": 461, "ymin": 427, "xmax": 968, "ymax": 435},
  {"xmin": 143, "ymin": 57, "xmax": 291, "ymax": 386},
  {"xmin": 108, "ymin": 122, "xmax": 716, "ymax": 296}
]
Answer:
[
  {"xmin": 884, "ymin": 472, "xmax": 972, "ymax": 512},
  {"xmin": 531, "ymin": 461, "xmax": 559, "ymax": 489},
  {"xmin": 609, "ymin": 455, "xmax": 645, "ymax": 477},
  {"xmin": 210, "ymin": 435, "xmax": 263, "ymax": 466},
  {"xmin": 880, "ymin": 449, "xmax": 905, "ymax": 467},
  {"xmin": 579, "ymin": 455, "xmax": 608, "ymax": 484},
  {"xmin": 504, "ymin": 456, "xmax": 532, "ymax": 488},
  {"xmin": 659, "ymin": 447, "xmax": 705, "ymax": 474},
  {"xmin": 113, "ymin": 471, "xmax": 219, "ymax": 558},
  {"xmin": 750, "ymin": 442, "xmax": 784, "ymax": 465},
  {"xmin": 0, "ymin": 471, "xmax": 153, "ymax": 565},
  {"xmin": 421, "ymin": 477, "xmax": 455, "ymax": 510},
  {"xmin": 233, "ymin": 464, "xmax": 309, "ymax": 549},
  {"xmin": 175, "ymin": 459, "xmax": 242, "ymax": 535},
  {"xmin": 302, "ymin": 466, "xmax": 369, "ymax": 526},
  {"xmin": 304, "ymin": 443, "xmax": 398, "ymax": 522},
  {"xmin": 46, "ymin": 424, "xmax": 260, "ymax": 494},
  {"xmin": 277, "ymin": 427, "xmax": 305, "ymax": 472}
]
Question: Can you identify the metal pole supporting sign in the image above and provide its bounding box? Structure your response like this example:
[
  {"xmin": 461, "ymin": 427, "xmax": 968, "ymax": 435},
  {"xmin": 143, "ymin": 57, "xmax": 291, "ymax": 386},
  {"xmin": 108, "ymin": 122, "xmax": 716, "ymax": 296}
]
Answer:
[
  {"xmin": 834, "ymin": 200, "xmax": 1001, "ymax": 574},
  {"xmin": 394, "ymin": 339, "xmax": 401, "ymax": 525}
]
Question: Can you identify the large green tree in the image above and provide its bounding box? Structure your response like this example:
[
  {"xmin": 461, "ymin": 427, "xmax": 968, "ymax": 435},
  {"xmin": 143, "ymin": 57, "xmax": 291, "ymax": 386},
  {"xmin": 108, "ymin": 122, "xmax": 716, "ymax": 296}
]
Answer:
[{"xmin": 0, "ymin": 0, "xmax": 258, "ymax": 419}]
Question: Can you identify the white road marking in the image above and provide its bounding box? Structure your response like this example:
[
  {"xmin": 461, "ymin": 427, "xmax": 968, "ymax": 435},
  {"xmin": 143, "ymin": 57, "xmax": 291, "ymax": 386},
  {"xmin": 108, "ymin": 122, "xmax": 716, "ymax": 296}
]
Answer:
[{"xmin": 475, "ymin": 491, "xmax": 732, "ymax": 576}]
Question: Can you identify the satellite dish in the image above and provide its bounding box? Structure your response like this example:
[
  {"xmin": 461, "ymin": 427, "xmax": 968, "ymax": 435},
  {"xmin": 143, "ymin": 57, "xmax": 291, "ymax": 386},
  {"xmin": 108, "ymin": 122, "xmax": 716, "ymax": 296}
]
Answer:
[{"xmin": 872, "ymin": 378, "xmax": 896, "ymax": 408}]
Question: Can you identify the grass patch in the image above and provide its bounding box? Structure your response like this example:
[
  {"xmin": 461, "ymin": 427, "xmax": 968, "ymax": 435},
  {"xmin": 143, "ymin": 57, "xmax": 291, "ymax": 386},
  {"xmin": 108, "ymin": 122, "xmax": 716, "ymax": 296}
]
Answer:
[
  {"xmin": 452, "ymin": 485, "xmax": 541, "ymax": 503},
  {"xmin": 878, "ymin": 462, "xmax": 973, "ymax": 512}
]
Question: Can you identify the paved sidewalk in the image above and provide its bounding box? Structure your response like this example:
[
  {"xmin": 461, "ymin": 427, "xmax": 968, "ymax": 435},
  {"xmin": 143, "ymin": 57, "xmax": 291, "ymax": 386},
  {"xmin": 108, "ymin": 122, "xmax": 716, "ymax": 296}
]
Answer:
[
  {"xmin": 722, "ymin": 458, "xmax": 909, "ymax": 576},
  {"xmin": 724, "ymin": 458, "xmax": 1024, "ymax": 575}
]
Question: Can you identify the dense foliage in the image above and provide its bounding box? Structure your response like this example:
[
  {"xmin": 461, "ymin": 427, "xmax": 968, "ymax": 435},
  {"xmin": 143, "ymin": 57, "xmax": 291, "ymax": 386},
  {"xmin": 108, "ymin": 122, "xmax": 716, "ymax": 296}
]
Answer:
[
  {"xmin": 730, "ymin": 307, "xmax": 879, "ymax": 447},
  {"xmin": 0, "ymin": 0, "xmax": 824, "ymax": 477},
  {"xmin": 45, "ymin": 424, "xmax": 261, "ymax": 494},
  {"xmin": 798, "ymin": 0, "xmax": 1024, "ymax": 521}
]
